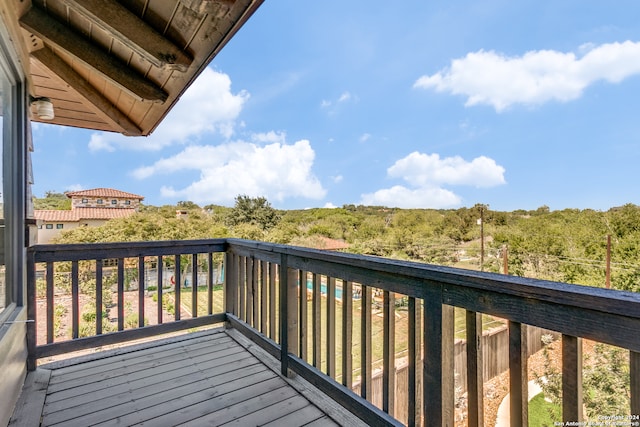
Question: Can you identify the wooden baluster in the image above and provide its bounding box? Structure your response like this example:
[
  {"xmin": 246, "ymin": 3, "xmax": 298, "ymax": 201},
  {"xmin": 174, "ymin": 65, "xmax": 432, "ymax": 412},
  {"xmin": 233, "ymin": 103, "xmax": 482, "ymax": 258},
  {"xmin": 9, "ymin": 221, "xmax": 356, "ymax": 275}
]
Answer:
[
  {"xmin": 207, "ymin": 253, "xmax": 213, "ymax": 315},
  {"xmin": 361, "ymin": 285, "xmax": 373, "ymax": 400},
  {"xmin": 96, "ymin": 259, "xmax": 103, "ymax": 335},
  {"xmin": 260, "ymin": 260, "xmax": 267, "ymax": 333},
  {"xmin": 299, "ymin": 270, "xmax": 308, "ymax": 361},
  {"xmin": 191, "ymin": 253, "xmax": 198, "ymax": 318},
  {"xmin": 71, "ymin": 260, "xmax": 79, "ymax": 338},
  {"xmin": 312, "ymin": 273, "xmax": 322, "ymax": 369},
  {"xmin": 327, "ymin": 276, "xmax": 336, "ymax": 378},
  {"xmin": 408, "ymin": 297, "xmax": 423, "ymax": 426},
  {"xmin": 157, "ymin": 255, "xmax": 163, "ymax": 323},
  {"xmin": 342, "ymin": 280, "xmax": 353, "ymax": 388},
  {"xmin": 238, "ymin": 255, "xmax": 246, "ymax": 321},
  {"xmin": 117, "ymin": 258, "xmax": 125, "ymax": 330},
  {"xmin": 46, "ymin": 262, "xmax": 54, "ymax": 343},
  {"xmin": 562, "ymin": 335, "xmax": 583, "ymax": 423},
  {"xmin": 138, "ymin": 256, "xmax": 145, "ymax": 327},
  {"xmin": 269, "ymin": 262, "xmax": 277, "ymax": 340},
  {"xmin": 383, "ymin": 290, "xmax": 396, "ymax": 416},
  {"xmin": 287, "ymin": 267, "xmax": 299, "ymax": 359},
  {"xmin": 466, "ymin": 310, "xmax": 484, "ymax": 427},
  {"xmin": 174, "ymin": 255, "xmax": 181, "ymax": 321},
  {"xmin": 253, "ymin": 258, "xmax": 259, "ymax": 328},
  {"xmin": 509, "ymin": 321, "xmax": 528, "ymax": 427},
  {"xmin": 245, "ymin": 256, "xmax": 252, "ymax": 324}
]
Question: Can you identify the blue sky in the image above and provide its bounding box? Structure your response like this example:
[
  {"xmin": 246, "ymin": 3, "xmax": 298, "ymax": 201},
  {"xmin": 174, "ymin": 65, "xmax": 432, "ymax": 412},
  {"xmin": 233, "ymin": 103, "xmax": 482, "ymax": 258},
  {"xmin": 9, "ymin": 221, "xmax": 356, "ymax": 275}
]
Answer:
[{"xmin": 31, "ymin": 1, "xmax": 640, "ymax": 211}]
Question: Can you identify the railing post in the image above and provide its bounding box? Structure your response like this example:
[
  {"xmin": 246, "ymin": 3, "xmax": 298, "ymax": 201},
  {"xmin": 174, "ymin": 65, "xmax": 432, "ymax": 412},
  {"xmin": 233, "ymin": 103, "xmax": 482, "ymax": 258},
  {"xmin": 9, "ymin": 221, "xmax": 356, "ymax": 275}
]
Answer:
[
  {"xmin": 509, "ymin": 321, "xmax": 528, "ymax": 427},
  {"xmin": 562, "ymin": 335, "xmax": 583, "ymax": 423},
  {"xmin": 279, "ymin": 254, "xmax": 289, "ymax": 376},
  {"xmin": 26, "ymin": 250, "xmax": 37, "ymax": 371},
  {"xmin": 423, "ymin": 287, "xmax": 454, "ymax": 427}
]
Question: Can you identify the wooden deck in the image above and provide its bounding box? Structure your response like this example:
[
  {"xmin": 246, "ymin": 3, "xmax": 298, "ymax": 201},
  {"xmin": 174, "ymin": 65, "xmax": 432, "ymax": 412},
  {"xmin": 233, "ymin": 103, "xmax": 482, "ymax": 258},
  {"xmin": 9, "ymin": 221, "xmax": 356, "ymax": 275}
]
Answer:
[{"xmin": 10, "ymin": 328, "xmax": 363, "ymax": 427}]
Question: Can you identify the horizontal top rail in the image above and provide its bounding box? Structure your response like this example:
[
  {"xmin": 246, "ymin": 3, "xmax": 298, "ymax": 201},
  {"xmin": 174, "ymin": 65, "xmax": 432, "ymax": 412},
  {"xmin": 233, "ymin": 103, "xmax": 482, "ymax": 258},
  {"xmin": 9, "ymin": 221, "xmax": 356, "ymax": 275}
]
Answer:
[{"xmin": 29, "ymin": 239, "xmax": 227, "ymax": 262}]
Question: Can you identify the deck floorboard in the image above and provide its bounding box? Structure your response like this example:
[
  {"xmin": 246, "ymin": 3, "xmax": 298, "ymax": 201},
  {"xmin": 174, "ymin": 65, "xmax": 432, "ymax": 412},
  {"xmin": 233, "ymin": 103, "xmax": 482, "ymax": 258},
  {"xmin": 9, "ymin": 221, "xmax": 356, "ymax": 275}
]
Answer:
[{"xmin": 11, "ymin": 328, "xmax": 358, "ymax": 426}]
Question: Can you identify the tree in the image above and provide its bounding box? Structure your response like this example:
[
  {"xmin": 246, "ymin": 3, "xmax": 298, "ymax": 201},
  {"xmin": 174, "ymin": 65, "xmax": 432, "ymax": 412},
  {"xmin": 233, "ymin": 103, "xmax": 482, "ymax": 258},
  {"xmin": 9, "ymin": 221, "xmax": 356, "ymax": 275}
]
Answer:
[
  {"xmin": 34, "ymin": 191, "xmax": 71, "ymax": 210},
  {"xmin": 226, "ymin": 195, "xmax": 280, "ymax": 231}
]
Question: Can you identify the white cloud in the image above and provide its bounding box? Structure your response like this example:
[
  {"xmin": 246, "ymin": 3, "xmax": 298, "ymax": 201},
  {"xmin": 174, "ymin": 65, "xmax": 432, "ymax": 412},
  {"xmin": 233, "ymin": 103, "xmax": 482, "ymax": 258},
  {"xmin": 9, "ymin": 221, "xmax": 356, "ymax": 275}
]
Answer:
[
  {"xmin": 414, "ymin": 41, "xmax": 640, "ymax": 111},
  {"xmin": 360, "ymin": 152, "xmax": 506, "ymax": 208},
  {"xmin": 359, "ymin": 133, "xmax": 371, "ymax": 143},
  {"xmin": 321, "ymin": 91, "xmax": 358, "ymax": 114},
  {"xmin": 251, "ymin": 131, "xmax": 286, "ymax": 145},
  {"xmin": 323, "ymin": 202, "xmax": 338, "ymax": 208},
  {"xmin": 133, "ymin": 139, "xmax": 326, "ymax": 205},
  {"xmin": 338, "ymin": 92, "xmax": 352, "ymax": 103},
  {"xmin": 65, "ymin": 184, "xmax": 84, "ymax": 192},
  {"xmin": 361, "ymin": 186, "xmax": 462, "ymax": 209},
  {"xmin": 89, "ymin": 68, "xmax": 248, "ymax": 151},
  {"xmin": 331, "ymin": 175, "xmax": 344, "ymax": 184},
  {"xmin": 388, "ymin": 152, "xmax": 506, "ymax": 188}
]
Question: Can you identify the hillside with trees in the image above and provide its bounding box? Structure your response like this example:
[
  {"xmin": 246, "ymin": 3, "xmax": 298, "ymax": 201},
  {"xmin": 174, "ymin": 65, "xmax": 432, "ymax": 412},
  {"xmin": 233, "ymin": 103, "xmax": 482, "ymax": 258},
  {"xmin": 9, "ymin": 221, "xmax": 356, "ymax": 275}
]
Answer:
[{"xmin": 38, "ymin": 192, "xmax": 640, "ymax": 292}]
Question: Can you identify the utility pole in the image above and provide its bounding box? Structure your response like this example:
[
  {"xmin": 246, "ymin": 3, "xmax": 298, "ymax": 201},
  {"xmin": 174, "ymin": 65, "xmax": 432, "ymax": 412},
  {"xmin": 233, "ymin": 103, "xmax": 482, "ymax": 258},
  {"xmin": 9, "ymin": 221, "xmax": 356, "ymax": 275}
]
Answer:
[
  {"xmin": 502, "ymin": 244, "xmax": 508, "ymax": 275},
  {"xmin": 606, "ymin": 234, "xmax": 611, "ymax": 289},
  {"xmin": 480, "ymin": 205, "xmax": 485, "ymax": 272}
]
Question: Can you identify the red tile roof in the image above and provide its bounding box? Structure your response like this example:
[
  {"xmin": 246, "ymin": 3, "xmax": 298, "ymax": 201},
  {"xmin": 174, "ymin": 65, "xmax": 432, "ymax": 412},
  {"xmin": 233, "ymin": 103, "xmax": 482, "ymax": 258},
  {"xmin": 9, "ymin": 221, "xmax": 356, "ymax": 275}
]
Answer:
[
  {"xmin": 34, "ymin": 208, "xmax": 137, "ymax": 222},
  {"xmin": 64, "ymin": 188, "xmax": 144, "ymax": 200}
]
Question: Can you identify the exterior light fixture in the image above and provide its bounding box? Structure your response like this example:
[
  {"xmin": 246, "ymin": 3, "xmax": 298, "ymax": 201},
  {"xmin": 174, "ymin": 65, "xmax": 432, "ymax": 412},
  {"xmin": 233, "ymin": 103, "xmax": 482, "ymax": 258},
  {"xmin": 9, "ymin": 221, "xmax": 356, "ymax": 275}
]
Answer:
[{"xmin": 29, "ymin": 95, "xmax": 55, "ymax": 120}]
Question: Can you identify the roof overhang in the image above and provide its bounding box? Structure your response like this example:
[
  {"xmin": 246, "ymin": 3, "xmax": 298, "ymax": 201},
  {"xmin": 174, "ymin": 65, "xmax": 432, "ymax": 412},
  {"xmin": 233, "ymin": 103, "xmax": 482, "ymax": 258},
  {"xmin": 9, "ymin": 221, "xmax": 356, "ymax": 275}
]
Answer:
[{"xmin": 2, "ymin": 0, "xmax": 263, "ymax": 136}]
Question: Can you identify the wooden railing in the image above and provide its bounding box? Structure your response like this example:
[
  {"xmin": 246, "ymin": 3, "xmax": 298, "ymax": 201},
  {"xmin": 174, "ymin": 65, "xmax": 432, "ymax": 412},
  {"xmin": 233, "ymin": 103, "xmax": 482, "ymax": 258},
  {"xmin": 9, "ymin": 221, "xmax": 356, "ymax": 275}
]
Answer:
[{"xmin": 26, "ymin": 238, "xmax": 640, "ymax": 427}]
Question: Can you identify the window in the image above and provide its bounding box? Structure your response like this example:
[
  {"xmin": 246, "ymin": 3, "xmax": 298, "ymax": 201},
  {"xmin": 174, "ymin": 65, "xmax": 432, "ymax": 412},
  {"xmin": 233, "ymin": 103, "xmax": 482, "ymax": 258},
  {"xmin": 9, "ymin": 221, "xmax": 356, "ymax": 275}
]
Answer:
[
  {"xmin": 125, "ymin": 200, "xmax": 131, "ymax": 205},
  {"xmin": 111, "ymin": 199, "xmax": 117, "ymax": 205},
  {"xmin": 97, "ymin": 199, "xmax": 103, "ymax": 204},
  {"xmin": 81, "ymin": 198, "xmax": 88, "ymax": 204},
  {"xmin": 45, "ymin": 224, "xmax": 53, "ymax": 229},
  {"xmin": 56, "ymin": 224, "xmax": 63, "ymax": 229}
]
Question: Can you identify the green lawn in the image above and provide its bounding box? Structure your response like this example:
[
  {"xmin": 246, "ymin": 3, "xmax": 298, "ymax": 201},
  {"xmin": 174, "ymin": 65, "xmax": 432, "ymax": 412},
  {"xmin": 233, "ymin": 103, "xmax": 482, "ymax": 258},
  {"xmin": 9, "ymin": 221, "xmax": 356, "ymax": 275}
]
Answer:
[{"xmin": 528, "ymin": 393, "xmax": 561, "ymax": 427}]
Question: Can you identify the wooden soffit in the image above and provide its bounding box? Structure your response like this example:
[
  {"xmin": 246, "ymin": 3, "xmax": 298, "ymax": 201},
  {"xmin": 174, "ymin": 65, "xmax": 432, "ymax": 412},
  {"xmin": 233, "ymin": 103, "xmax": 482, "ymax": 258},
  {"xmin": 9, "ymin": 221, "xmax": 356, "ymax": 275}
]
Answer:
[{"xmin": 6, "ymin": 0, "xmax": 263, "ymax": 136}]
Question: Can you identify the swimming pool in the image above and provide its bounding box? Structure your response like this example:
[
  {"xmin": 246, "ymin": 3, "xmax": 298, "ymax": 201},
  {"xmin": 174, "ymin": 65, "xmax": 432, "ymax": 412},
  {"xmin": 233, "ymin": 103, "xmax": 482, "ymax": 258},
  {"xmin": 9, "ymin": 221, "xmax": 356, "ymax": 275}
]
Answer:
[{"xmin": 305, "ymin": 280, "xmax": 362, "ymax": 299}]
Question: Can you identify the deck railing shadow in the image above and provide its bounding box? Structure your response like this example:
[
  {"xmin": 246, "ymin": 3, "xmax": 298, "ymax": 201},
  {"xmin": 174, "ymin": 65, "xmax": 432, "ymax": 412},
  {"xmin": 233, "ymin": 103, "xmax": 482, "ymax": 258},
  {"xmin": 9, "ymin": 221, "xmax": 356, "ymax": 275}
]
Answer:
[{"xmin": 26, "ymin": 238, "xmax": 640, "ymax": 427}]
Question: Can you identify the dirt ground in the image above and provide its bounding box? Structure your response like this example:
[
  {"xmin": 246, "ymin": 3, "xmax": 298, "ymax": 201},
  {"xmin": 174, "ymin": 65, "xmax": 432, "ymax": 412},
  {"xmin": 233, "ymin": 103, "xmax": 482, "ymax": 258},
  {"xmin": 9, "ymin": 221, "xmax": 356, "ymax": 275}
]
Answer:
[{"xmin": 35, "ymin": 290, "xmax": 181, "ymax": 347}]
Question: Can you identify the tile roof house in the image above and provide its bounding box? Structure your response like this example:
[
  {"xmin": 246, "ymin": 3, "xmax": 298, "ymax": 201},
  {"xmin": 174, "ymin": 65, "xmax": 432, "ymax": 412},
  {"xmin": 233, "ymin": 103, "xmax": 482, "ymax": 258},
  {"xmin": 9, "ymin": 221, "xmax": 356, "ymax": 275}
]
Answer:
[{"xmin": 33, "ymin": 188, "xmax": 143, "ymax": 243}]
